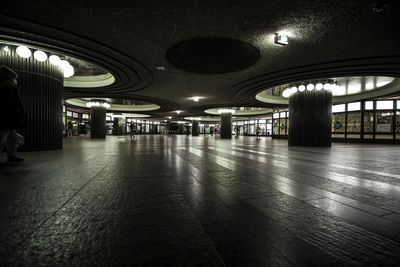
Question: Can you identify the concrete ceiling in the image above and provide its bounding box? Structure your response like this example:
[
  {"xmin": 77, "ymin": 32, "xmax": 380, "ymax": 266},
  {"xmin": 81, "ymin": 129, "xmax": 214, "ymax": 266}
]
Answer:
[{"xmin": 1, "ymin": 0, "xmax": 400, "ymax": 118}]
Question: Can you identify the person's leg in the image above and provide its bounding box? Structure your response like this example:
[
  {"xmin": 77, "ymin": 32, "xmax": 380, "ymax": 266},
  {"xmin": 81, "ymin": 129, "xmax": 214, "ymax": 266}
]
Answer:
[
  {"xmin": 0, "ymin": 130, "xmax": 9, "ymax": 161},
  {"xmin": 6, "ymin": 130, "xmax": 23, "ymax": 160}
]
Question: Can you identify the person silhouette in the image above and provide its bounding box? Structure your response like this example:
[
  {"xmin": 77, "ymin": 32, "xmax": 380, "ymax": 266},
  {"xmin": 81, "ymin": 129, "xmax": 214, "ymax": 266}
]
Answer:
[{"xmin": 0, "ymin": 66, "xmax": 25, "ymax": 165}]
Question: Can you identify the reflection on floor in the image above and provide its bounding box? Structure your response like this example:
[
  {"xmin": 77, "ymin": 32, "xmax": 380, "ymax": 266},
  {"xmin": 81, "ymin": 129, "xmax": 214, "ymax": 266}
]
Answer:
[{"xmin": 1, "ymin": 135, "xmax": 400, "ymax": 266}]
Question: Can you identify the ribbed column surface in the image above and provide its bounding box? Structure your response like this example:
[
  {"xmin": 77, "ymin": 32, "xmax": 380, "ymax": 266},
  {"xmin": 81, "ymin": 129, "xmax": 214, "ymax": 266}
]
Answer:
[
  {"xmin": 0, "ymin": 46, "xmax": 64, "ymax": 151},
  {"xmin": 289, "ymin": 90, "xmax": 332, "ymax": 147},
  {"xmin": 90, "ymin": 107, "xmax": 106, "ymax": 139},
  {"xmin": 220, "ymin": 113, "xmax": 232, "ymax": 139},
  {"xmin": 192, "ymin": 120, "xmax": 199, "ymax": 136}
]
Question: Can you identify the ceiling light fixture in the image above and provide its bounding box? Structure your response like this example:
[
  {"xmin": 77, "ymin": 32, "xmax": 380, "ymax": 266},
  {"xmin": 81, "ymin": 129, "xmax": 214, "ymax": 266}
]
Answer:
[
  {"xmin": 306, "ymin": 83, "xmax": 315, "ymax": 91},
  {"xmin": 3, "ymin": 46, "xmax": 10, "ymax": 53},
  {"xmin": 193, "ymin": 97, "xmax": 199, "ymax": 102},
  {"xmin": 217, "ymin": 109, "xmax": 236, "ymax": 114},
  {"xmin": 34, "ymin": 50, "xmax": 48, "ymax": 62},
  {"xmin": 86, "ymin": 101, "xmax": 110, "ymax": 109},
  {"xmin": 49, "ymin": 55, "xmax": 61, "ymax": 65},
  {"xmin": 16, "ymin": 46, "xmax": 32, "ymax": 58},
  {"xmin": 274, "ymin": 33, "xmax": 289, "ymax": 46}
]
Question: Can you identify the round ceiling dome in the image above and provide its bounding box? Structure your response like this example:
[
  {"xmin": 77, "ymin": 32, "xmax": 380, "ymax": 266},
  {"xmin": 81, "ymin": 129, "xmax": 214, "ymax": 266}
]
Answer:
[{"xmin": 167, "ymin": 37, "xmax": 260, "ymax": 74}]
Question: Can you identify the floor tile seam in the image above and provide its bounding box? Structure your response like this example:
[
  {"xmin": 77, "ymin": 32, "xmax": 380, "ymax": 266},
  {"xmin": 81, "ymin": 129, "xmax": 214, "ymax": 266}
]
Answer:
[
  {"xmin": 200, "ymin": 147, "xmax": 395, "ymax": 218},
  {"xmin": 305, "ymin": 199, "xmax": 400, "ymax": 244},
  {"xmin": 210, "ymin": 146, "xmax": 400, "ymax": 204},
  {"xmin": 304, "ymin": 197, "xmax": 395, "ymax": 218},
  {"xmin": 188, "ymin": 148, "xmax": 328, "ymax": 202},
  {"xmin": 230, "ymin": 146, "xmax": 400, "ymax": 186},
  {"xmin": 248, "ymin": 199, "xmax": 400, "ymax": 262},
  {"xmin": 9, "ymin": 154, "xmax": 101, "ymax": 195},
  {"xmin": 232, "ymin": 146, "xmax": 400, "ymax": 180},
  {"xmin": 21, "ymin": 164, "xmax": 110, "ymax": 243},
  {"xmin": 175, "ymin": 147, "xmax": 391, "ymax": 226}
]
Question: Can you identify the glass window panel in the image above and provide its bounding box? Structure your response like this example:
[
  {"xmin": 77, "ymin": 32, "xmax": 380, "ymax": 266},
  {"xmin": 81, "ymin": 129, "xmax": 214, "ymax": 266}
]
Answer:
[
  {"xmin": 249, "ymin": 120, "xmax": 255, "ymax": 124},
  {"xmin": 280, "ymin": 112, "xmax": 286, "ymax": 118},
  {"xmin": 67, "ymin": 111, "xmax": 72, "ymax": 117},
  {"xmin": 279, "ymin": 119, "xmax": 286, "ymax": 135},
  {"xmin": 273, "ymin": 113, "xmax": 279, "ymax": 119},
  {"xmin": 397, "ymin": 100, "xmax": 400, "ymax": 110},
  {"xmin": 259, "ymin": 119, "xmax": 266, "ymax": 123},
  {"xmin": 347, "ymin": 102, "xmax": 360, "ymax": 112},
  {"xmin": 347, "ymin": 111, "xmax": 361, "ymax": 132},
  {"xmin": 365, "ymin": 101, "xmax": 373, "ymax": 110},
  {"xmin": 364, "ymin": 111, "xmax": 374, "ymax": 132},
  {"xmin": 396, "ymin": 111, "xmax": 400, "ymax": 134},
  {"xmin": 375, "ymin": 111, "xmax": 393, "ymax": 133},
  {"xmin": 273, "ymin": 119, "xmax": 279, "ymax": 135},
  {"xmin": 332, "ymin": 104, "xmax": 345, "ymax": 113},
  {"xmin": 332, "ymin": 113, "xmax": 345, "ymax": 133},
  {"xmin": 376, "ymin": 101, "xmax": 393, "ymax": 110}
]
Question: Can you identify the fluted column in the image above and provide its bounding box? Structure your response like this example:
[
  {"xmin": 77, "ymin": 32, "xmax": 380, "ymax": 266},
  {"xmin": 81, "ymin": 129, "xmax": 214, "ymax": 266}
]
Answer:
[
  {"xmin": 0, "ymin": 45, "xmax": 63, "ymax": 151},
  {"xmin": 192, "ymin": 120, "xmax": 199, "ymax": 136},
  {"xmin": 90, "ymin": 106, "xmax": 106, "ymax": 138},
  {"xmin": 112, "ymin": 118, "xmax": 119, "ymax": 135},
  {"xmin": 289, "ymin": 89, "xmax": 332, "ymax": 146},
  {"xmin": 220, "ymin": 113, "xmax": 232, "ymax": 139}
]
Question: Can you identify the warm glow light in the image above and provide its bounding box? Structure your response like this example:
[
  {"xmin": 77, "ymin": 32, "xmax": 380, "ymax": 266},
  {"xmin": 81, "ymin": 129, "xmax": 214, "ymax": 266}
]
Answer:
[
  {"xmin": 49, "ymin": 55, "xmax": 61, "ymax": 65},
  {"xmin": 282, "ymin": 89, "xmax": 291, "ymax": 98},
  {"xmin": 332, "ymin": 85, "xmax": 346, "ymax": 96},
  {"xmin": 217, "ymin": 109, "xmax": 236, "ymax": 114},
  {"xmin": 63, "ymin": 64, "xmax": 74, "ymax": 78},
  {"xmin": 16, "ymin": 46, "xmax": 31, "ymax": 58},
  {"xmin": 298, "ymin": 85, "xmax": 305, "ymax": 92},
  {"xmin": 274, "ymin": 33, "xmax": 289, "ymax": 46},
  {"xmin": 315, "ymin": 83, "xmax": 323, "ymax": 90},
  {"xmin": 86, "ymin": 101, "xmax": 110, "ymax": 109},
  {"xmin": 34, "ymin": 50, "xmax": 47, "ymax": 62},
  {"xmin": 323, "ymin": 83, "xmax": 331, "ymax": 90},
  {"xmin": 290, "ymin": 86, "xmax": 297, "ymax": 94},
  {"xmin": 307, "ymin": 83, "xmax": 314, "ymax": 91},
  {"xmin": 176, "ymin": 110, "xmax": 181, "ymax": 114},
  {"xmin": 168, "ymin": 116, "xmax": 172, "ymax": 119},
  {"xmin": 193, "ymin": 97, "xmax": 199, "ymax": 102}
]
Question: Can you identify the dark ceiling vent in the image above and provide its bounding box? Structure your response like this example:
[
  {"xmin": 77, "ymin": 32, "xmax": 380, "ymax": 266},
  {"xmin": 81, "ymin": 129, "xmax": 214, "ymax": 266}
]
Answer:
[{"xmin": 167, "ymin": 37, "xmax": 260, "ymax": 74}]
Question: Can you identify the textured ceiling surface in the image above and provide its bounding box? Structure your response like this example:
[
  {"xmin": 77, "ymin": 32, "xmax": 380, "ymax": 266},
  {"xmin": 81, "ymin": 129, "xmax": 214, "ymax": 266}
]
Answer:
[{"xmin": 1, "ymin": 0, "xmax": 400, "ymax": 117}]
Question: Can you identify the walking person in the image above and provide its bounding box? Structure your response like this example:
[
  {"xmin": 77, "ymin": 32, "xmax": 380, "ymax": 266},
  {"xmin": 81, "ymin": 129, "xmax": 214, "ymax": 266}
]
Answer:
[
  {"xmin": 130, "ymin": 124, "xmax": 136, "ymax": 140},
  {"xmin": 256, "ymin": 124, "xmax": 261, "ymax": 140},
  {"xmin": 67, "ymin": 121, "xmax": 73, "ymax": 137},
  {"xmin": 0, "ymin": 66, "xmax": 25, "ymax": 165},
  {"xmin": 236, "ymin": 126, "xmax": 240, "ymax": 137}
]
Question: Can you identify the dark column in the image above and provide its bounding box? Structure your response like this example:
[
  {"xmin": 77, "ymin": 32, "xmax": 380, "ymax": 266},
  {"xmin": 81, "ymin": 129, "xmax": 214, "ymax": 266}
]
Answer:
[
  {"xmin": 178, "ymin": 123, "xmax": 185, "ymax": 134},
  {"xmin": 90, "ymin": 106, "xmax": 106, "ymax": 138},
  {"xmin": 289, "ymin": 90, "xmax": 332, "ymax": 147},
  {"xmin": 0, "ymin": 45, "xmax": 63, "ymax": 151},
  {"xmin": 112, "ymin": 118, "xmax": 119, "ymax": 135},
  {"xmin": 192, "ymin": 120, "xmax": 199, "ymax": 136},
  {"xmin": 220, "ymin": 113, "xmax": 232, "ymax": 139}
]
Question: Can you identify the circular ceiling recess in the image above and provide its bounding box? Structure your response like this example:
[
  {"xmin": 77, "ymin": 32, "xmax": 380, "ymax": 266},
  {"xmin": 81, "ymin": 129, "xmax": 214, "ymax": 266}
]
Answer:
[{"xmin": 167, "ymin": 37, "xmax": 260, "ymax": 74}]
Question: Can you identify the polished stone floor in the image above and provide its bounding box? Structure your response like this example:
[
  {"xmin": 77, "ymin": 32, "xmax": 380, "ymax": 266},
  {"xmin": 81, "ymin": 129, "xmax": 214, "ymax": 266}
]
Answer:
[{"xmin": 1, "ymin": 135, "xmax": 400, "ymax": 266}]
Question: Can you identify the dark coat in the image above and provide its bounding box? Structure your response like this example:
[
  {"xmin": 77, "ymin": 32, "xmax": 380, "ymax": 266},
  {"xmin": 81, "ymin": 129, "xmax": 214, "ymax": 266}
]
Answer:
[{"xmin": 0, "ymin": 81, "xmax": 25, "ymax": 130}]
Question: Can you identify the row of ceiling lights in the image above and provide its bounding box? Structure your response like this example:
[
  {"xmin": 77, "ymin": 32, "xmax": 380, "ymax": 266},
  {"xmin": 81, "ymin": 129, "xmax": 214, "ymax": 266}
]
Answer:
[
  {"xmin": 86, "ymin": 101, "xmax": 111, "ymax": 109},
  {"xmin": 2, "ymin": 45, "xmax": 74, "ymax": 78},
  {"xmin": 281, "ymin": 82, "xmax": 338, "ymax": 98}
]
